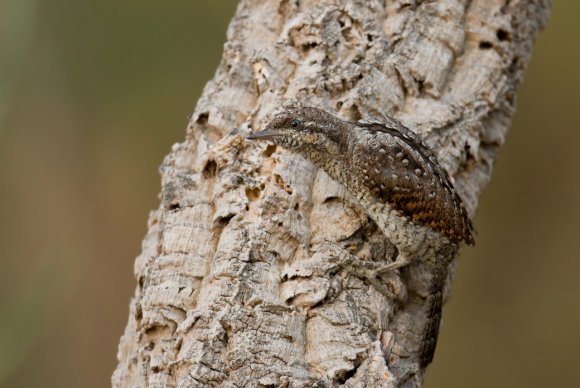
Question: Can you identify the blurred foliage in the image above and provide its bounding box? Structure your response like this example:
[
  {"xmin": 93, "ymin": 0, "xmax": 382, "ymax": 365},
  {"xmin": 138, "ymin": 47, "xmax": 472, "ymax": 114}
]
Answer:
[
  {"xmin": 0, "ymin": 0, "xmax": 38, "ymax": 128},
  {"xmin": 0, "ymin": 1, "xmax": 577, "ymax": 387},
  {"xmin": 0, "ymin": 1, "xmax": 237, "ymax": 387}
]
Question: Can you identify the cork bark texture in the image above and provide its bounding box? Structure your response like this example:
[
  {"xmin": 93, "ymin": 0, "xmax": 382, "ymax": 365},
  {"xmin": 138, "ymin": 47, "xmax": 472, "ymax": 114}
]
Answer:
[{"xmin": 112, "ymin": 1, "xmax": 551, "ymax": 387}]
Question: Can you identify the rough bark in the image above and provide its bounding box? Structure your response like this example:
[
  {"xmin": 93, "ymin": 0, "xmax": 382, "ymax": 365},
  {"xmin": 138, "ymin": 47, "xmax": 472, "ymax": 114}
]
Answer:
[{"xmin": 113, "ymin": 1, "xmax": 550, "ymax": 387}]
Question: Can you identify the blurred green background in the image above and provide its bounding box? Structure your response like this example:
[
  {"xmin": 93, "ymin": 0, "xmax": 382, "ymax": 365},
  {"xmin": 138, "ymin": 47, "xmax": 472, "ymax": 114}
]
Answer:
[{"xmin": 0, "ymin": 1, "xmax": 577, "ymax": 387}]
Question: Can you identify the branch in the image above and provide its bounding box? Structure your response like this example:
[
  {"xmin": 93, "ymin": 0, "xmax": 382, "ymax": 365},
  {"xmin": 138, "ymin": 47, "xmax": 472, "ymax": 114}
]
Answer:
[{"xmin": 113, "ymin": 1, "xmax": 551, "ymax": 386}]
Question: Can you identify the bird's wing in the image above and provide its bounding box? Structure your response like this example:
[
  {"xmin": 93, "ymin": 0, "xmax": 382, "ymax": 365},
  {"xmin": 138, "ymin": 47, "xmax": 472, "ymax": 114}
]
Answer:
[{"xmin": 355, "ymin": 117, "xmax": 475, "ymax": 245}]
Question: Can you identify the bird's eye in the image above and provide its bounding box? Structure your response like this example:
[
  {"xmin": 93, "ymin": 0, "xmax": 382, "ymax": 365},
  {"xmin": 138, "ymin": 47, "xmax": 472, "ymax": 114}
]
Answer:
[{"xmin": 290, "ymin": 119, "xmax": 300, "ymax": 128}]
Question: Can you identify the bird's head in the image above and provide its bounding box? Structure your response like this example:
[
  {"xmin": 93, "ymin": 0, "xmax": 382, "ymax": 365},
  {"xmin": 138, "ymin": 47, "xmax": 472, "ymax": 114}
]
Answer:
[{"xmin": 247, "ymin": 106, "xmax": 347, "ymax": 159}]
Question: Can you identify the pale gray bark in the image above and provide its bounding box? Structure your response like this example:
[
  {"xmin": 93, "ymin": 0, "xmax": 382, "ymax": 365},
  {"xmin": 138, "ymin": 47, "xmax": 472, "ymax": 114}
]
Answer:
[{"xmin": 113, "ymin": 1, "xmax": 550, "ymax": 387}]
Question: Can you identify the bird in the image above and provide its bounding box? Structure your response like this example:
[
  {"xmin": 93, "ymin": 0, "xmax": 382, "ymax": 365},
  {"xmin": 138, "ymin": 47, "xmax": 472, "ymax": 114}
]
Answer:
[
  {"xmin": 247, "ymin": 106, "xmax": 474, "ymax": 277},
  {"xmin": 247, "ymin": 106, "xmax": 475, "ymax": 367}
]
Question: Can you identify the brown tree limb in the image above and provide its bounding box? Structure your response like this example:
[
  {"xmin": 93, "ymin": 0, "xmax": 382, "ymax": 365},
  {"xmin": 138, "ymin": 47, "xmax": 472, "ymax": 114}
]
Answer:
[{"xmin": 113, "ymin": 1, "xmax": 551, "ymax": 386}]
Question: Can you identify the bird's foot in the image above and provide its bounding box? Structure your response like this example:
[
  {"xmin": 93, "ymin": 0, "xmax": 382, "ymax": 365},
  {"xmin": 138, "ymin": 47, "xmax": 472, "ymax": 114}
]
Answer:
[{"xmin": 318, "ymin": 243, "xmax": 407, "ymax": 301}]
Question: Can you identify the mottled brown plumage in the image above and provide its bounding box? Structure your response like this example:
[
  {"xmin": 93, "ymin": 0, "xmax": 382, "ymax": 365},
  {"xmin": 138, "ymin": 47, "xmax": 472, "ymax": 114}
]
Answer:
[
  {"xmin": 248, "ymin": 106, "xmax": 474, "ymax": 248},
  {"xmin": 355, "ymin": 118, "xmax": 475, "ymax": 245}
]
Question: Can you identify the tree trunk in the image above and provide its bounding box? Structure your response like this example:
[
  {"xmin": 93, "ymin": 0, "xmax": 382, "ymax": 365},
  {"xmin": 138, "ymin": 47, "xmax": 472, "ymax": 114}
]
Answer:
[{"xmin": 112, "ymin": 1, "xmax": 550, "ymax": 387}]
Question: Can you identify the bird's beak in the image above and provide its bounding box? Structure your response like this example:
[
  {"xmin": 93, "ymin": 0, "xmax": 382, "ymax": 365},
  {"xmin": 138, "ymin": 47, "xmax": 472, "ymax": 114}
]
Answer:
[{"xmin": 246, "ymin": 128, "xmax": 279, "ymax": 141}]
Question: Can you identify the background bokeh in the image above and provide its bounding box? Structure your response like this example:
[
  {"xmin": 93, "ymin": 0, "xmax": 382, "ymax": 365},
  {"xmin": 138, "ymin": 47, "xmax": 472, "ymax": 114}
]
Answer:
[{"xmin": 0, "ymin": 1, "xmax": 577, "ymax": 387}]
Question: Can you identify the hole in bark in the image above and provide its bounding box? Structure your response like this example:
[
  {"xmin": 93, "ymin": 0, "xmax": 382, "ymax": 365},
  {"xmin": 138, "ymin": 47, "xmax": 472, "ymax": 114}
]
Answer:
[
  {"xmin": 339, "ymin": 368, "xmax": 357, "ymax": 383},
  {"xmin": 464, "ymin": 143, "xmax": 474, "ymax": 160},
  {"xmin": 263, "ymin": 144, "xmax": 277, "ymax": 157},
  {"xmin": 217, "ymin": 214, "xmax": 234, "ymax": 226},
  {"xmin": 202, "ymin": 159, "xmax": 217, "ymax": 179},
  {"xmin": 497, "ymin": 29, "xmax": 510, "ymax": 41},
  {"xmin": 348, "ymin": 104, "xmax": 362, "ymax": 121},
  {"xmin": 274, "ymin": 174, "xmax": 285, "ymax": 186},
  {"xmin": 310, "ymin": 300, "xmax": 323, "ymax": 310},
  {"xmin": 168, "ymin": 202, "xmax": 181, "ymax": 211},
  {"xmin": 335, "ymin": 360, "xmax": 361, "ymax": 384},
  {"xmin": 322, "ymin": 196, "xmax": 340, "ymax": 204},
  {"xmin": 222, "ymin": 327, "xmax": 229, "ymax": 347},
  {"xmin": 274, "ymin": 174, "xmax": 293, "ymax": 194},
  {"xmin": 479, "ymin": 41, "xmax": 493, "ymax": 49},
  {"xmin": 336, "ymin": 353, "xmax": 365, "ymax": 384},
  {"xmin": 417, "ymin": 79, "xmax": 425, "ymax": 94},
  {"xmin": 245, "ymin": 187, "xmax": 261, "ymax": 201},
  {"xmin": 336, "ymin": 101, "xmax": 343, "ymax": 110},
  {"xmin": 196, "ymin": 112, "xmax": 209, "ymax": 125},
  {"xmin": 294, "ymin": 203, "xmax": 299, "ymax": 210}
]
